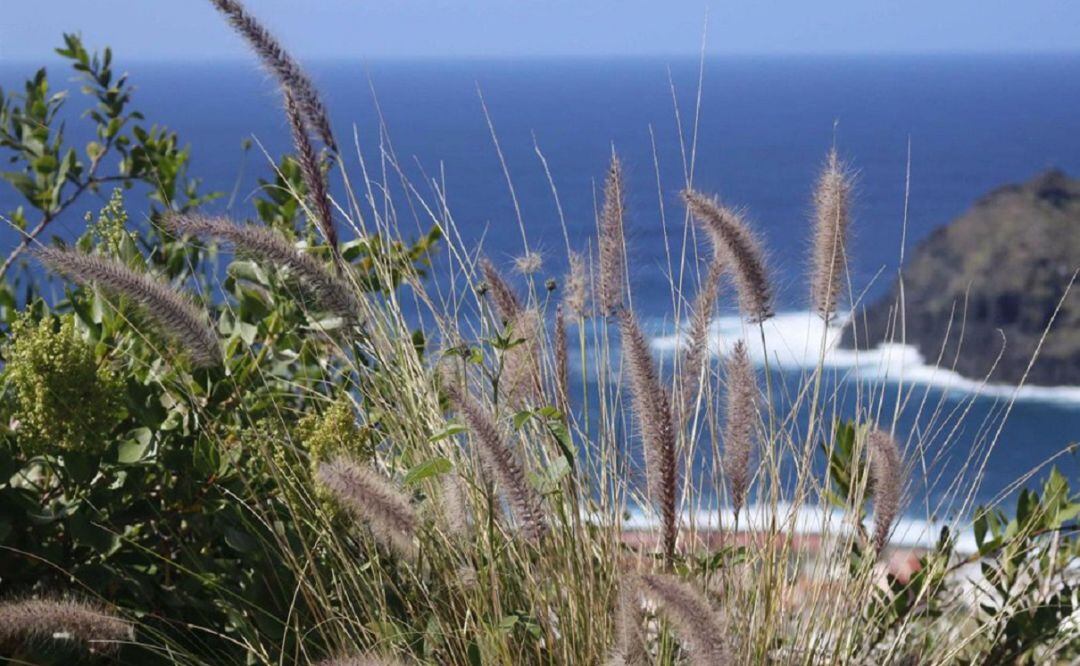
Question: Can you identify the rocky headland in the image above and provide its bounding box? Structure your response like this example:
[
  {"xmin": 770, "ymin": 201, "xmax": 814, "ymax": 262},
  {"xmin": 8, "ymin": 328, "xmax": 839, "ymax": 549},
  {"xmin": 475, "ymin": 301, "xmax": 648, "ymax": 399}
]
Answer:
[{"xmin": 845, "ymin": 170, "xmax": 1080, "ymax": 386}]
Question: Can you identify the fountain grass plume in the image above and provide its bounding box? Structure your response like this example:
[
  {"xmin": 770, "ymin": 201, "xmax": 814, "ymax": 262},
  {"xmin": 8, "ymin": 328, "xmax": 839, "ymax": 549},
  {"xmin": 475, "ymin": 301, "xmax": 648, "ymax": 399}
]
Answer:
[
  {"xmin": 638, "ymin": 574, "xmax": 728, "ymax": 666},
  {"xmin": 479, "ymin": 257, "xmax": 522, "ymax": 323},
  {"xmin": 207, "ymin": 0, "xmax": 336, "ymax": 151},
  {"xmin": 501, "ymin": 308, "xmax": 543, "ymax": 405},
  {"xmin": 554, "ymin": 305, "xmax": 570, "ymax": 417},
  {"xmin": 619, "ymin": 308, "xmax": 678, "ymax": 564},
  {"xmin": 682, "ymin": 190, "xmax": 773, "ymax": 323},
  {"xmin": 438, "ymin": 472, "xmax": 472, "ymax": 541},
  {"xmin": 598, "ymin": 155, "xmax": 626, "ymax": 317},
  {"xmin": 722, "ymin": 340, "xmax": 756, "ymax": 516},
  {"xmin": 607, "ymin": 578, "xmax": 649, "ymax": 666},
  {"xmin": 36, "ymin": 247, "xmax": 220, "ymax": 367},
  {"xmin": 810, "ymin": 148, "xmax": 853, "ymax": 320},
  {"xmin": 678, "ymin": 255, "xmax": 725, "ymax": 422},
  {"xmin": 563, "ymin": 250, "xmax": 588, "ymax": 317},
  {"xmin": 164, "ymin": 213, "xmax": 359, "ymax": 322},
  {"xmin": 0, "ymin": 597, "xmax": 134, "ymax": 654},
  {"xmin": 283, "ymin": 89, "xmax": 338, "ymax": 254},
  {"xmin": 316, "ymin": 455, "xmax": 419, "ymax": 560},
  {"xmin": 867, "ymin": 428, "xmax": 903, "ymax": 555},
  {"xmin": 513, "ymin": 251, "xmax": 543, "ymax": 276},
  {"xmin": 444, "ymin": 382, "xmax": 547, "ymax": 543}
]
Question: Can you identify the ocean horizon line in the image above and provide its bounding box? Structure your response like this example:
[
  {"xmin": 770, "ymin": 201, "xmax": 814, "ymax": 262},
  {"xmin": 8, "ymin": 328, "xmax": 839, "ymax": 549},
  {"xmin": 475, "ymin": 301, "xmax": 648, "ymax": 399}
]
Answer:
[{"xmin": 4, "ymin": 50, "xmax": 1080, "ymax": 69}]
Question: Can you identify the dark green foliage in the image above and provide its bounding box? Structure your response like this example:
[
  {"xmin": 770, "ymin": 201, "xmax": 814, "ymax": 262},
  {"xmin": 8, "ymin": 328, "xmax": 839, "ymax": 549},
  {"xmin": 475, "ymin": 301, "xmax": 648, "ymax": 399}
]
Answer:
[{"xmin": 0, "ymin": 36, "xmax": 440, "ymax": 666}]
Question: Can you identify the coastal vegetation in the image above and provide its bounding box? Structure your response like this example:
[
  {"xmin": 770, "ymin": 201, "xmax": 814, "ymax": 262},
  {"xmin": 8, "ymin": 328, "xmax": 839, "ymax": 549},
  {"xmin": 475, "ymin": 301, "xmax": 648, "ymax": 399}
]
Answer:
[{"xmin": 0, "ymin": 3, "xmax": 1078, "ymax": 664}]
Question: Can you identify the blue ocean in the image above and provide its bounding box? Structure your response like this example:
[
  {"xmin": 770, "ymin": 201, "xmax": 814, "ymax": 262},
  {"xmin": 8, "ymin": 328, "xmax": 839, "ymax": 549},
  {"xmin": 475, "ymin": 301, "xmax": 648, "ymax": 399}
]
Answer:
[{"xmin": 2, "ymin": 55, "xmax": 1078, "ymax": 530}]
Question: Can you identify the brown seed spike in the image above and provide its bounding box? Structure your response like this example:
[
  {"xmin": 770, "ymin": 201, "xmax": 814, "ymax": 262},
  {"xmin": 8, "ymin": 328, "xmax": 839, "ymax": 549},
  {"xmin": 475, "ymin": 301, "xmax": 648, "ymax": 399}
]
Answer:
[
  {"xmin": 867, "ymin": 427, "xmax": 903, "ymax": 555},
  {"xmin": 283, "ymin": 89, "xmax": 338, "ymax": 254},
  {"xmin": 678, "ymin": 255, "xmax": 725, "ymax": 423},
  {"xmin": 554, "ymin": 305, "xmax": 571, "ymax": 417},
  {"xmin": 723, "ymin": 341, "xmax": 756, "ymax": 516},
  {"xmin": 682, "ymin": 190, "xmax": 773, "ymax": 323},
  {"xmin": 479, "ymin": 257, "xmax": 522, "ymax": 324},
  {"xmin": 316, "ymin": 455, "xmax": 419, "ymax": 560},
  {"xmin": 208, "ymin": 0, "xmax": 337, "ymax": 151},
  {"xmin": 598, "ymin": 155, "xmax": 627, "ymax": 317},
  {"xmin": 165, "ymin": 213, "xmax": 359, "ymax": 323},
  {"xmin": 619, "ymin": 309, "xmax": 678, "ymax": 564},
  {"xmin": 563, "ymin": 250, "xmax": 589, "ymax": 317},
  {"xmin": 0, "ymin": 598, "xmax": 134, "ymax": 654},
  {"xmin": 638, "ymin": 574, "xmax": 729, "ymax": 666},
  {"xmin": 810, "ymin": 149, "xmax": 853, "ymax": 321},
  {"xmin": 444, "ymin": 384, "xmax": 547, "ymax": 543},
  {"xmin": 609, "ymin": 578, "xmax": 649, "ymax": 666},
  {"xmin": 36, "ymin": 247, "xmax": 220, "ymax": 368}
]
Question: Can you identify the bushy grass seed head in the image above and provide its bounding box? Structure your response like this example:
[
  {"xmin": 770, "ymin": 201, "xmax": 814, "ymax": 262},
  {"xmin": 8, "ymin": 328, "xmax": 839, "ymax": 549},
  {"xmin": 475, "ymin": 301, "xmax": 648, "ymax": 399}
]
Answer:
[
  {"xmin": 868, "ymin": 428, "xmax": 903, "ymax": 555},
  {"xmin": 479, "ymin": 257, "xmax": 522, "ymax": 324},
  {"xmin": 563, "ymin": 250, "xmax": 589, "ymax": 317},
  {"xmin": 810, "ymin": 148, "xmax": 853, "ymax": 320},
  {"xmin": 444, "ymin": 383, "xmax": 547, "ymax": 543},
  {"xmin": 36, "ymin": 247, "xmax": 220, "ymax": 367},
  {"xmin": 316, "ymin": 455, "xmax": 419, "ymax": 560},
  {"xmin": 598, "ymin": 155, "xmax": 627, "ymax": 317},
  {"xmin": 283, "ymin": 89, "xmax": 338, "ymax": 252},
  {"xmin": 619, "ymin": 308, "xmax": 678, "ymax": 563},
  {"xmin": 722, "ymin": 340, "xmax": 756, "ymax": 515},
  {"xmin": 165, "ymin": 213, "xmax": 359, "ymax": 322},
  {"xmin": 638, "ymin": 574, "xmax": 728, "ymax": 666},
  {"xmin": 208, "ymin": 0, "xmax": 337, "ymax": 151},
  {"xmin": 0, "ymin": 598, "xmax": 133, "ymax": 655},
  {"xmin": 682, "ymin": 190, "xmax": 773, "ymax": 323},
  {"xmin": 678, "ymin": 255, "xmax": 726, "ymax": 422}
]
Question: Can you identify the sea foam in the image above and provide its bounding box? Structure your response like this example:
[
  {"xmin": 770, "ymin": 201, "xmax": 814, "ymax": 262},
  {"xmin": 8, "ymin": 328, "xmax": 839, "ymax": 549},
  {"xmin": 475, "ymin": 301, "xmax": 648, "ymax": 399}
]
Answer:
[
  {"xmin": 621, "ymin": 503, "xmax": 979, "ymax": 553},
  {"xmin": 650, "ymin": 311, "xmax": 1080, "ymax": 406}
]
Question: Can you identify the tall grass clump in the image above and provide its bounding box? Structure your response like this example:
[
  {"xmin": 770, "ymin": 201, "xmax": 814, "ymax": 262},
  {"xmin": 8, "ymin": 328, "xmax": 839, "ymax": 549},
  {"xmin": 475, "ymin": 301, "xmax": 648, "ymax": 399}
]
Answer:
[{"xmin": 8, "ymin": 3, "xmax": 1080, "ymax": 664}]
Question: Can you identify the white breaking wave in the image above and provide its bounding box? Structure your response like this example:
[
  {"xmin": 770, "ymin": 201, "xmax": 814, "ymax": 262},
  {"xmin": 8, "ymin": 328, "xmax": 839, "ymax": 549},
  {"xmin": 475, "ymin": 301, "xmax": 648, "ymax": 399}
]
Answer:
[
  {"xmin": 650, "ymin": 310, "xmax": 1080, "ymax": 406},
  {"xmin": 621, "ymin": 503, "xmax": 979, "ymax": 553}
]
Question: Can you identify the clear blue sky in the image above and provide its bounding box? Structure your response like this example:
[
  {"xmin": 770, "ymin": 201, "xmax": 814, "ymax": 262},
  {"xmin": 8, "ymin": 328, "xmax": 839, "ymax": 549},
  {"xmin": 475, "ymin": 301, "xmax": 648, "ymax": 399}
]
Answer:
[{"xmin": 1, "ymin": 0, "xmax": 1078, "ymax": 61}]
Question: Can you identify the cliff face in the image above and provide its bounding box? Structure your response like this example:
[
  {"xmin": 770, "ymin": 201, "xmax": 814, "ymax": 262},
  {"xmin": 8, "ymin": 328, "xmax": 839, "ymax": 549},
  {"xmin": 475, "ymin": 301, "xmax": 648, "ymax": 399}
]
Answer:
[{"xmin": 846, "ymin": 170, "xmax": 1080, "ymax": 386}]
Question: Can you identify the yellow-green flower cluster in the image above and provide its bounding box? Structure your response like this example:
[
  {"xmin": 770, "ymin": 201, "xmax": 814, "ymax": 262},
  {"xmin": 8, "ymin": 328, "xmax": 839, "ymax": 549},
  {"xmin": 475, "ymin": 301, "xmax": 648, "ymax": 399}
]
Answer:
[
  {"xmin": 296, "ymin": 398, "xmax": 373, "ymax": 476},
  {"xmin": 87, "ymin": 188, "xmax": 133, "ymax": 256},
  {"xmin": 6, "ymin": 315, "xmax": 125, "ymax": 455}
]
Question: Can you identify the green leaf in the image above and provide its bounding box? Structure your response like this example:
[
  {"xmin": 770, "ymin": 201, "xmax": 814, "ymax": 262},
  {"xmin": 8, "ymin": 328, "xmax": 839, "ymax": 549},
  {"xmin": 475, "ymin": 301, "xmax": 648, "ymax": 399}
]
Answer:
[
  {"xmin": 224, "ymin": 527, "xmax": 257, "ymax": 554},
  {"xmin": 404, "ymin": 457, "xmax": 452, "ymax": 486},
  {"xmin": 64, "ymin": 451, "xmax": 101, "ymax": 485},
  {"xmin": 498, "ymin": 614, "xmax": 519, "ymax": 633},
  {"xmin": 117, "ymin": 427, "xmax": 152, "ymax": 464},
  {"xmin": 428, "ymin": 424, "xmax": 465, "ymax": 443},
  {"xmin": 512, "ymin": 409, "xmax": 533, "ymax": 430},
  {"xmin": 32, "ymin": 154, "xmax": 58, "ymax": 174}
]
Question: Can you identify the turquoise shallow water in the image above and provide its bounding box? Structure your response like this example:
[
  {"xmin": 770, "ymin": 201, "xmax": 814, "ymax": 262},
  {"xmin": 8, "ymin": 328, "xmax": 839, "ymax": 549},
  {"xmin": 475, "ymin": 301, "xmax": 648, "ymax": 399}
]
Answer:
[{"xmin": 1, "ymin": 54, "xmax": 1077, "ymax": 508}]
